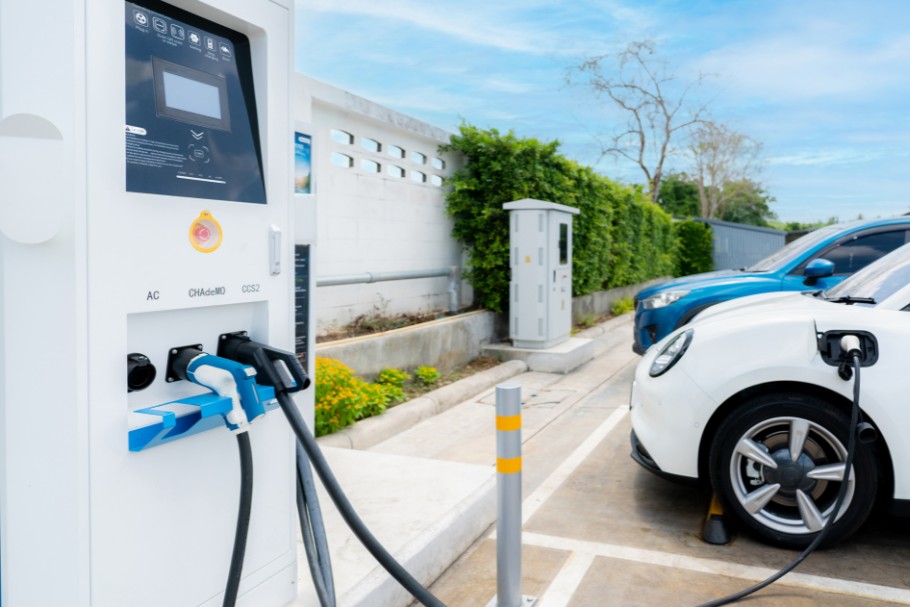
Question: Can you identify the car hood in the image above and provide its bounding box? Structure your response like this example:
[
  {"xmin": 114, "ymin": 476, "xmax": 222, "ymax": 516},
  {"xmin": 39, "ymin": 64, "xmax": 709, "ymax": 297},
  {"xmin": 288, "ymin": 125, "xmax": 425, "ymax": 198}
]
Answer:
[
  {"xmin": 636, "ymin": 269, "xmax": 777, "ymax": 299},
  {"xmin": 691, "ymin": 291, "xmax": 818, "ymax": 324},
  {"xmin": 686, "ymin": 289, "xmax": 886, "ymax": 345}
]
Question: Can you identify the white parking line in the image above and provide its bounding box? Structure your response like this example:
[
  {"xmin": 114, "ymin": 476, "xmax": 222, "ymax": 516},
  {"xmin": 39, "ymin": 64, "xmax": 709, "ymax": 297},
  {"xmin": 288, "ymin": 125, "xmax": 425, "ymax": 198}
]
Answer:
[
  {"xmin": 525, "ymin": 532, "xmax": 910, "ymax": 605},
  {"xmin": 493, "ymin": 399, "xmax": 910, "ymax": 605},
  {"xmin": 535, "ymin": 550, "xmax": 597, "ymax": 607},
  {"xmin": 522, "ymin": 406, "xmax": 629, "ymax": 525}
]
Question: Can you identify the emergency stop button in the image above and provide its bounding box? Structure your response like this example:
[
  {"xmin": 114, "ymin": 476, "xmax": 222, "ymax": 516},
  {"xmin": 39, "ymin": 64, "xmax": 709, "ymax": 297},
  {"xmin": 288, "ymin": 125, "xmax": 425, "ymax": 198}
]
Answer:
[{"xmin": 189, "ymin": 210, "xmax": 223, "ymax": 253}]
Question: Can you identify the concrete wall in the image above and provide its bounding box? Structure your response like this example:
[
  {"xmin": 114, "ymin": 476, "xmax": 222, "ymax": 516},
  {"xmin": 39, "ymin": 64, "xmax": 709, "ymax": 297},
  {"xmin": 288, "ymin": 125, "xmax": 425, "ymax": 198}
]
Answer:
[
  {"xmin": 571, "ymin": 278, "xmax": 667, "ymax": 324},
  {"xmin": 315, "ymin": 310, "xmax": 497, "ymax": 379},
  {"xmin": 315, "ymin": 278, "xmax": 665, "ymax": 378},
  {"xmin": 293, "ymin": 75, "xmax": 468, "ymax": 334}
]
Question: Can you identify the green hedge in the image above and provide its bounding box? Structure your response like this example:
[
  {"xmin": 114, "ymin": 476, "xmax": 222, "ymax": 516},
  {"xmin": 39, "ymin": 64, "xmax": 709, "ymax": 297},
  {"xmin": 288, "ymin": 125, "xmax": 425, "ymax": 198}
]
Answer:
[
  {"xmin": 674, "ymin": 219, "xmax": 714, "ymax": 276},
  {"xmin": 441, "ymin": 125, "xmax": 677, "ymax": 313}
]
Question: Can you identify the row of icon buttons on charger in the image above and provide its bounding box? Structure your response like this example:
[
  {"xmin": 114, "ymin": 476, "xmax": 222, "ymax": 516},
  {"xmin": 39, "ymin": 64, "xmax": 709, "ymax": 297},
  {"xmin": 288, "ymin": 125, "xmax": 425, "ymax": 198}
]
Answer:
[{"xmin": 133, "ymin": 10, "xmax": 231, "ymax": 57}]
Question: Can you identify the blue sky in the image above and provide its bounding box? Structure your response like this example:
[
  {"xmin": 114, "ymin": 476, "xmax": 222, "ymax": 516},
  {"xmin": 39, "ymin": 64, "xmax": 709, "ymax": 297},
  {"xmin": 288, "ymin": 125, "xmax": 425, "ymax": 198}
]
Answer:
[{"xmin": 294, "ymin": 1, "xmax": 910, "ymax": 223}]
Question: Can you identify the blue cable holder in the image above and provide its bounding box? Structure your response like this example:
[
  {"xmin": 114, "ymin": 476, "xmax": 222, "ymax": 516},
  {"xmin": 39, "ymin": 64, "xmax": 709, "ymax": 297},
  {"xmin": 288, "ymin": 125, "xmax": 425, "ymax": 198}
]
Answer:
[{"xmin": 128, "ymin": 385, "xmax": 278, "ymax": 452}]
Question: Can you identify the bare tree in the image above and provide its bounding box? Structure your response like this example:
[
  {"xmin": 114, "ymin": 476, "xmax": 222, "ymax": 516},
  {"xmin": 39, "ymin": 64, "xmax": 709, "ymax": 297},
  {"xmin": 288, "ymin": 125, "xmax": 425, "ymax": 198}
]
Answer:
[
  {"xmin": 571, "ymin": 40, "xmax": 710, "ymax": 203},
  {"xmin": 688, "ymin": 121, "xmax": 764, "ymax": 219}
]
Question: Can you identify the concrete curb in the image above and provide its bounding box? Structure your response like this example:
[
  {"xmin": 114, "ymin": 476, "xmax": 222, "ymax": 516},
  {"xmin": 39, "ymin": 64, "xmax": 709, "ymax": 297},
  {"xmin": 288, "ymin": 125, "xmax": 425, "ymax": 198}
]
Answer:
[
  {"xmin": 317, "ymin": 359, "xmax": 528, "ymax": 450},
  {"xmin": 573, "ymin": 311, "xmax": 633, "ymax": 340},
  {"xmin": 344, "ymin": 474, "xmax": 497, "ymax": 607}
]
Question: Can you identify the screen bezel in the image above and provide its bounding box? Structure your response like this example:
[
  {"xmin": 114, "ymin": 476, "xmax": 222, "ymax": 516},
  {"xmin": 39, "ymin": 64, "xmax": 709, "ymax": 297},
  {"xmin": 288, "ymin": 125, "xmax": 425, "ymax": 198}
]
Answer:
[{"xmin": 152, "ymin": 57, "xmax": 232, "ymax": 131}]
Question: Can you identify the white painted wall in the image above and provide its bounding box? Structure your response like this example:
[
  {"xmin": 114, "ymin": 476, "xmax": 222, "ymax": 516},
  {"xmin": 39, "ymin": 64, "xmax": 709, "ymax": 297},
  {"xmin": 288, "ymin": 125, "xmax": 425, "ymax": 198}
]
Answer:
[{"xmin": 293, "ymin": 74, "xmax": 469, "ymax": 333}]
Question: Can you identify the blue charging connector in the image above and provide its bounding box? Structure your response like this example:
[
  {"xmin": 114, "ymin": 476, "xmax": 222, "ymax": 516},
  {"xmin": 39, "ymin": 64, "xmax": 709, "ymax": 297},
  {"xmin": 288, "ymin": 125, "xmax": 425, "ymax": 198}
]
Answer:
[
  {"xmin": 165, "ymin": 346, "xmax": 265, "ymax": 433},
  {"xmin": 184, "ymin": 353, "xmax": 264, "ymax": 433},
  {"xmin": 180, "ymin": 352, "xmax": 263, "ymax": 433},
  {"xmin": 129, "ymin": 346, "xmax": 280, "ymax": 451}
]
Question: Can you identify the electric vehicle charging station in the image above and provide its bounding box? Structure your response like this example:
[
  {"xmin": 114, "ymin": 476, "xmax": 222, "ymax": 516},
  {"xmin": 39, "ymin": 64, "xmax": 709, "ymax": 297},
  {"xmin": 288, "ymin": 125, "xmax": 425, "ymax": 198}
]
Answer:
[
  {"xmin": 0, "ymin": 0, "xmax": 312, "ymax": 604},
  {"xmin": 504, "ymin": 199, "xmax": 579, "ymax": 349}
]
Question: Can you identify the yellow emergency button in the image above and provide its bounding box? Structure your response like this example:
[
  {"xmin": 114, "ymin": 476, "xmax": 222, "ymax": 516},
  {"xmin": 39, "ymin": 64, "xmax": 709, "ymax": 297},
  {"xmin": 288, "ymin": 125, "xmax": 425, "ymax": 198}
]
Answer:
[{"xmin": 189, "ymin": 210, "xmax": 223, "ymax": 253}]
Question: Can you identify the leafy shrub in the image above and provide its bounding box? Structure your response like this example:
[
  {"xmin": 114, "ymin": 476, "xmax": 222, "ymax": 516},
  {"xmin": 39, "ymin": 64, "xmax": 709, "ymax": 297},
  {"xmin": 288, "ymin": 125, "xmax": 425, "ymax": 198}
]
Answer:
[
  {"xmin": 358, "ymin": 383, "xmax": 394, "ymax": 418},
  {"xmin": 605, "ymin": 184, "xmax": 676, "ymax": 288},
  {"xmin": 414, "ymin": 365, "xmax": 440, "ymax": 386},
  {"xmin": 439, "ymin": 126, "xmax": 571, "ymax": 312},
  {"xmin": 575, "ymin": 313, "xmax": 599, "ymax": 330},
  {"xmin": 610, "ymin": 297, "xmax": 634, "ymax": 316},
  {"xmin": 674, "ymin": 219, "xmax": 714, "ymax": 276},
  {"xmin": 376, "ymin": 368, "xmax": 411, "ymax": 388},
  {"xmin": 441, "ymin": 125, "xmax": 676, "ymax": 313},
  {"xmin": 375, "ymin": 368, "xmax": 411, "ymax": 404},
  {"xmin": 314, "ymin": 358, "xmax": 389, "ymax": 436}
]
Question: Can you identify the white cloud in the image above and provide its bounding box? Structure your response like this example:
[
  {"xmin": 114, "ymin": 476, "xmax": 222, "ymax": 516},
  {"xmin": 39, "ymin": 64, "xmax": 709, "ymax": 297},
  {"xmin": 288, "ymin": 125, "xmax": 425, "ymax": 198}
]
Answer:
[
  {"xmin": 767, "ymin": 149, "xmax": 883, "ymax": 167},
  {"xmin": 694, "ymin": 19, "xmax": 910, "ymax": 103},
  {"xmin": 583, "ymin": 0, "xmax": 658, "ymax": 38},
  {"xmin": 300, "ymin": 0, "xmax": 557, "ymax": 54},
  {"xmin": 480, "ymin": 77, "xmax": 538, "ymax": 94},
  {"xmin": 298, "ymin": 0, "xmax": 657, "ymax": 57}
]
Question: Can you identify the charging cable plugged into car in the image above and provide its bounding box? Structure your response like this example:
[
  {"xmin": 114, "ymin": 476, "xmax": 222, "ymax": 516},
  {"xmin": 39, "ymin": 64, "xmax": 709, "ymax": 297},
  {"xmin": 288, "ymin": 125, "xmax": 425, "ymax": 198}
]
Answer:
[{"xmin": 697, "ymin": 332, "xmax": 875, "ymax": 607}]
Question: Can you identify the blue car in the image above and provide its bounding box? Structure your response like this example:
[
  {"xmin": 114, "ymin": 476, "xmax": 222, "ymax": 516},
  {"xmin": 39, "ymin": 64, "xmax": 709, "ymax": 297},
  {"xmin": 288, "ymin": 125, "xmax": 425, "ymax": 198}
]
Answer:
[{"xmin": 633, "ymin": 216, "xmax": 910, "ymax": 354}]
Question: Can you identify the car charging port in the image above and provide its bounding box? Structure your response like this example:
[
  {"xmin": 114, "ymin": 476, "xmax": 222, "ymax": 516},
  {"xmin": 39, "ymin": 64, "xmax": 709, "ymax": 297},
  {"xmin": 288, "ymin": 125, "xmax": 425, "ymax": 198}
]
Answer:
[
  {"xmin": 127, "ymin": 353, "xmax": 157, "ymax": 392},
  {"xmin": 818, "ymin": 330, "xmax": 878, "ymax": 379}
]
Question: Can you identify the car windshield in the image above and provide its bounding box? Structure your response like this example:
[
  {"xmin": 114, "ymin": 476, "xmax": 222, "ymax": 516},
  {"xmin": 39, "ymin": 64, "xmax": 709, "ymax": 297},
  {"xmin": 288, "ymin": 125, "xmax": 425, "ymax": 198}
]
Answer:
[
  {"xmin": 745, "ymin": 225, "xmax": 841, "ymax": 272},
  {"xmin": 824, "ymin": 242, "xmax": 910, "ymax": 304}
]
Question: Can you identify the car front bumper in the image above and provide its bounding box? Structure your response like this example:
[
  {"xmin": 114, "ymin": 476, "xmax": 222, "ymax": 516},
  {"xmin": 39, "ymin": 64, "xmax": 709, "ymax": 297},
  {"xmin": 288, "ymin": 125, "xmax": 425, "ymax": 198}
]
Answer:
[
  {"xmin": 633, "ymin": 306, "xmax": 681, "ymax": 354},
  {"xmin": 629, "ymin": 360, "xmax": 718, "ymax": 481},
  {"xmin": 630, "ymin": 429, "xmax": 699, "ymax": 486}
]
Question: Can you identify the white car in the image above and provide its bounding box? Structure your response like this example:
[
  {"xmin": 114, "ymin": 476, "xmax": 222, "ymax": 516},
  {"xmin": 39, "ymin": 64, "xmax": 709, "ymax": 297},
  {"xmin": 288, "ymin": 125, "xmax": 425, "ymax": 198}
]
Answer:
[{"xmin": 630, "ymin": 242, "xmax": 910, "ymax": 548}]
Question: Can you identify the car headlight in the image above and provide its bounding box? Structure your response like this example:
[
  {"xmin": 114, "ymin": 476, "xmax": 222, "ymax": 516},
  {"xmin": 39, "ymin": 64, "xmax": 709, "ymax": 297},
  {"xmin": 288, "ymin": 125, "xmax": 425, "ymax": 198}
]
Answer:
[
  {"xmin": 649, "ymin": 329, "xmax": 693, "ymax": 377},
  {"xmin": 641, "ymin": 290, "xmax": 690, "ymax": 309}
]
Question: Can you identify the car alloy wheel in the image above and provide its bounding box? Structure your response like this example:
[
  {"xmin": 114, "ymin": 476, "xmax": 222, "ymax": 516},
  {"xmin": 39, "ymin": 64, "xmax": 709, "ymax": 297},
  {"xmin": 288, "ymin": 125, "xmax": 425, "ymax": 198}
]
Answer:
[{"xmin": 710, "ymin": 392, "xmax": 878, "ymax": 549}]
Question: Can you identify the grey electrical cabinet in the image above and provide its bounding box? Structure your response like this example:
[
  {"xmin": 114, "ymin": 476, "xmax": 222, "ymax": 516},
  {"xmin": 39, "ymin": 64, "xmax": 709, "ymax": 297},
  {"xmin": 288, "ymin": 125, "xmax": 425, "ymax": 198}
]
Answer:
[{"xmin": 504, "ymin": 199, "xmax": 580, "ymax": 349}]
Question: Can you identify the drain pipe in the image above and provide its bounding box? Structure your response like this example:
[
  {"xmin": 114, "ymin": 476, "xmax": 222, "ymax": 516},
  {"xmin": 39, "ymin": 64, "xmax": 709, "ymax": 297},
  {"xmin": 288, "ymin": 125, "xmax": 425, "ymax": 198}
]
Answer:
[
  {"xmin": 447, "ymin": 266, "xmax": 459, "ymax": 315},
  {"xmin": 316, "ymin": 267, "xmax": 460, "ymax": 314}
]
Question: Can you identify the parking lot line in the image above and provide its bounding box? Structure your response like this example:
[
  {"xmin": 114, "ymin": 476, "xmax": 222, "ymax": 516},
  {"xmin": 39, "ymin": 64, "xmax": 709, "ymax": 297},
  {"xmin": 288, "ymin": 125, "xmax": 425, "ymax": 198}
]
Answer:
[
  {"xmin": 522, "ymin": 406, "xmax": 630, "ymax": 526},
  {"xmin": 523, "ymin": 531, "xmax": 910, "ymax": 604},
  {"xmin": 535, "ymin": 550, "xmax": 597, "ymax": 607}
]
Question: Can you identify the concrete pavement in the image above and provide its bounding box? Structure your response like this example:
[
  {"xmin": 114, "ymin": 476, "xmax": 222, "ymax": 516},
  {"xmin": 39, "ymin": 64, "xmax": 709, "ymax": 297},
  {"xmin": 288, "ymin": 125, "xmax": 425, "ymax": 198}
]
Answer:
[
  {"xmin": 294, "ymin": 313, "xmax": 636, "ymax": 606},
  {"xmin": 295, "ymin": 313, "xmax": 910, "ymax": 607}
]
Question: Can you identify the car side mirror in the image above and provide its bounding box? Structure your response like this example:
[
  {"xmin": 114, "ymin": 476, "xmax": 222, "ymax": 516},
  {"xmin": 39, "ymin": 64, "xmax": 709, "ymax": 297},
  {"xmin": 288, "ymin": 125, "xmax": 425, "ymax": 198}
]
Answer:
[{"xmin": 804, "ymin": 258, "xmax": 835, "ymax": 285}]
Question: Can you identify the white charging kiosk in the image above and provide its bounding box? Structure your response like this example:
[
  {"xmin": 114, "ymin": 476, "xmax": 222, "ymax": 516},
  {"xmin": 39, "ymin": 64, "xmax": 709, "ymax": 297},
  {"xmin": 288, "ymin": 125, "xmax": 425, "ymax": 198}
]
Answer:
[
  {"xmin": 504, "ymin": 199, "xmax": 580, "ymax": 349},
  {"xmin": 0, "ymin": 0, "xmax": 310, "ymax": 605}
]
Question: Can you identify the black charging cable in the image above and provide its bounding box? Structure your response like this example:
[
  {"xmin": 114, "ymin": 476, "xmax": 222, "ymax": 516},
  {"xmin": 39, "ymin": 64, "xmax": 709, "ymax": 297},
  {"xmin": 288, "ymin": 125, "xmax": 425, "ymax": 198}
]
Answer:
[
  {"xmin": 224, "ymin": 431, "xmax": 254, "ymax": 607},
  {"xmin": 276, "ymin": 388, "xmax": 446, "ymax": 607},
  {"xmin": 297, "ymin": 442, "xmax": 336, "ymax": 607},
  {"xmin": 217, "ymin": 334, "xmax": 447, "ymax": 607},
  {"xmin": 167, "ymin": 348, "xmax": 256, "ymax": 607},
  {"xmin": 697, "ymin": 348, "xmax": 864, "ymax": 607}
]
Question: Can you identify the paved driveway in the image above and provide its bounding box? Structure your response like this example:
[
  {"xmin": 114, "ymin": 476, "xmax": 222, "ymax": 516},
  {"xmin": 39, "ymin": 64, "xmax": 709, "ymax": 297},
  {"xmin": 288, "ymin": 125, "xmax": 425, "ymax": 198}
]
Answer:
[{"xmin": 420, "ymin": 318, "xmax": 910, "ymax": 607}]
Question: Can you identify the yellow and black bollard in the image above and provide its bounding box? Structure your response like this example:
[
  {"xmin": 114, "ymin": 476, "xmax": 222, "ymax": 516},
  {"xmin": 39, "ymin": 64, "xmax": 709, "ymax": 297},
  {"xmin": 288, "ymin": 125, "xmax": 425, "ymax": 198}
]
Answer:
[{"xmin": 702, "ymin": 493, "xmax": 732, "ymax": 545}]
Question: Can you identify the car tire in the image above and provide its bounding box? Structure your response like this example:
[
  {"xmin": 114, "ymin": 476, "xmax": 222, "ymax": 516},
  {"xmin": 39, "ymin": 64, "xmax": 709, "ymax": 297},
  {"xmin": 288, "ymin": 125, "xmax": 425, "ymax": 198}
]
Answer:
[{"xmin": 709, "ymin": 392, "xmax": 878, "ymax": 549}]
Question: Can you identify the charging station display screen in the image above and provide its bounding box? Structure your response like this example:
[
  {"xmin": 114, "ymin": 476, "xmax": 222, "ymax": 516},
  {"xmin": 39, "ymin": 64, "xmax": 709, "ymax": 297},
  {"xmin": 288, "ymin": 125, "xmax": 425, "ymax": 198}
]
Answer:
[
  {"xmin": 155, "ymin": 59, "xmax": 230, "ymax": 130},
  {"xmin": 164, "ymin": 72, "xmax": 221, "ymax": 117},
  {"xmin": 125, "ymin": 0, "xmax": 266, "ymax": 203}
]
